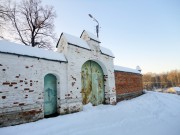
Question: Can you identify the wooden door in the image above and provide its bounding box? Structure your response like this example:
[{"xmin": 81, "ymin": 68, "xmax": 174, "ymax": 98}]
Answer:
[
  {"xmin": 44, "ymin": 74, "xmax": 57, "ymax": 116},
  {"xmin": 81, "ymin": 61, "xmax": 104, "ymax": 105}
]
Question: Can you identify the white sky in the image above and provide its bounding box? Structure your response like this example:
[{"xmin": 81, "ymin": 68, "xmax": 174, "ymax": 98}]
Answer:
[{"xmin": 43, "ymin": 0, "xmax": 180, "ymax": 73}]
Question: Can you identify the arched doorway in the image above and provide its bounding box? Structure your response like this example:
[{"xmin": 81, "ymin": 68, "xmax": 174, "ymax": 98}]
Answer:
[
  {"xmin": 44, "ymin": 74, "xmax": 57, "ymax": 116},
  {"xmin": 81, "ymin": 60, "xmax": 104, "ymax": 106}
]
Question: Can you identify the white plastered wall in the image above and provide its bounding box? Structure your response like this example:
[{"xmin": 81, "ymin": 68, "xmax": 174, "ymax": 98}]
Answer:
[
  {"xmin": 56, "ymin": 33, "xmax": 116, "ymax": 113},
  {"xmin": 0, "ymin": 53, "xmax": 68, "ymax": 123}
]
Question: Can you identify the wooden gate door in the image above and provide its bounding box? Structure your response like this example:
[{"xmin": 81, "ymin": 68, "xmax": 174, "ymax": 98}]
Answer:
[
  {"xmin": 44, "ymin": 74, "xmax": 57, "ymax": 116},
  {"xmin": 81, "ymin": 61, "xmax": 104, "ymax": 105}
]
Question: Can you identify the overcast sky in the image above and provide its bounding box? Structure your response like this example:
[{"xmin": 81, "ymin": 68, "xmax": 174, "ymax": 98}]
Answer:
[{"xmin": 44, "ymin": 0, "xmax": 180, "ymax": 74}]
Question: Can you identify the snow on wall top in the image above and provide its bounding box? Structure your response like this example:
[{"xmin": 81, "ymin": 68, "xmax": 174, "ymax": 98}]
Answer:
[
  {"xmin": 63, "ymin": 33, "xmax": 90, "ymax": 50},
  {"xmin": 0, "ymin": 40, "xmax": 67, "ymax": 62},
  {"xmin": 83, "ymin": 30, "xmax": 101, "ymax": 43},
  {"xmin": 136, "ymin": 65, "xmax": 142, "ymax": 71},
  {"xmin": 114, "ymin": 65, "xmax": 141, "ymax": 74},
  {"xmin": 100, "ymin": 46, "xmax": 115, "ymax": 58}
]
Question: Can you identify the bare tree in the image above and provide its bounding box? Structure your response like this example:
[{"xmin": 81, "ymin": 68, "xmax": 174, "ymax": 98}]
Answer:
[
  {"xmin": 0, "ymin": 0, "xmax": 10, "ymax": 38},
  {"xmin": 0, "ymin": 0, "xmax": 56, "ymax": 49},
  {"xmin": 143, "ymin": 70, "xmax": 180, "ymax": 90}
]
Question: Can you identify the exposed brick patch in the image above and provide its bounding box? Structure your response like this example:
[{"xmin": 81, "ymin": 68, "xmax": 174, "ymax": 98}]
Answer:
[
  {"xmin": 24, "ymin": 88, "xmax": 30, "ymax": 91},
  {"xmin": 19, "ymin": 103, "xmax": 25, "ymax": 106},
  {"xmin": 21, "ymin": 110, "xmax": 42, "ymax": 116},
  {"xmin": 2, "ymin": 82, "xmax": 10, "ymax": 85},
  {"xmin": 65, "ymin": 96, "xmax": 72, "ymax": 99},
  {"xmin": 19, "ymin": 80, "xmax": 23, "ymax": 82},
  {"xmin": 29, "ymin": 90, "xmax": 34, "ymax": 92},
  {"xmin": 11, "ymin": 82, "xmax": 17, "ymax": 85},
  {"xmin": 2, "ymin": 96, "xmax": 6, "ymax": 99}
]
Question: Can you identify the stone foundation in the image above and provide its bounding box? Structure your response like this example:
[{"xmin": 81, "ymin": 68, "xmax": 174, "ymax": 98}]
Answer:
[
  {"xmin": 0, "ymin": 107, "xmax": 43, "ymax": 127},
  {"xmin": 116, "ymin": 91, "xmax": 143, "ymax": 102}
]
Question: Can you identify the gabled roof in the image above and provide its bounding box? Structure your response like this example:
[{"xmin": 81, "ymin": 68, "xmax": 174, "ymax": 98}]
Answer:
[
  {"xmin": 80, "ymin": 30, "xmax": 101, "ymax": 43},
  {"xmin": 100, "ymin": 46, "xmax": 115, "ymax": 58},
  {"xmin": 0, "ymin": 40, "xmax": 67, "ymax": 62},
  {"xmin": 56, "ymin": 33, "xmax": 90, "ymax": 50},
  {"xmin": 114, "ymin": 65, "xmax": 141, "ymax": 74}
]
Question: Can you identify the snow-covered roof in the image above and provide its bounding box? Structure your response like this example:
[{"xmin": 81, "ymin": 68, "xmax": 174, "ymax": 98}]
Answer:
[
  {"xmin": 57, "ymin": 33, "xmax": 90, "ymax": 50},
  {"xmin": 81, "ymin": 30, "xmax": 101, "ymax": 43},
  {"xmin": 114, "ymin": 65, "xmax": 141, "ymax": 74},
  {"xmin": 0, "ymin": 40, "xmax": 67, "ymax": 62},
  {"xmin": 100, "ymin": 46, "xmax": 115, "ymax": 58}
]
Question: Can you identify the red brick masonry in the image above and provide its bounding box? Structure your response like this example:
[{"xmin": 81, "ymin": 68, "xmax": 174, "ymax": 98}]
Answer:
[{"xmin": 115, "ymin": 71, "xmax": 143, "ymax": 101}]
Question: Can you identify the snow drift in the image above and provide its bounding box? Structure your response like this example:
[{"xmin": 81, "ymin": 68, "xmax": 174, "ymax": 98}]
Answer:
[{"xmin": 1, "ymin": 91, "xmax": 180, "ymax": 135}]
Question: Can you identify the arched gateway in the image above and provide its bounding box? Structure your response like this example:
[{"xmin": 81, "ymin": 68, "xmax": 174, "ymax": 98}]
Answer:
[
  {"xmin": 0, "ymin": 30, "xmax": 120, "ymax": 127},
  {"xmin": 81, "ymin": 60, "xmax": 104, "ymax": 105}
]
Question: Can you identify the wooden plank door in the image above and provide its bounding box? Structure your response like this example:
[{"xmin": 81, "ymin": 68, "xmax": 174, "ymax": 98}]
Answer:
[
  {"xmin": 81, "ymin": 61, "xmax": 92, "ymax": 105},
  {"xmin": 81, "ymin": 61, "xmax": 104, "ymax": 105},
  {"xmin": 91, "ymin": 61, "xmax": 104, "ymax": 105}
]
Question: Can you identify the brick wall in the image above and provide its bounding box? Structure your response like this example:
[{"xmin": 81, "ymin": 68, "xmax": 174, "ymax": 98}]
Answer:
[{"xmin": 115, "ymin": 71, "xmax": 143, "ymax": 101}]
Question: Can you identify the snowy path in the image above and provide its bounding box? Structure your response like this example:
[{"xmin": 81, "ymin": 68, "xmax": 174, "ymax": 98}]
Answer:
[{"xmin": 1, "ymin": 91, "xmax": 180, "ymax": 135}]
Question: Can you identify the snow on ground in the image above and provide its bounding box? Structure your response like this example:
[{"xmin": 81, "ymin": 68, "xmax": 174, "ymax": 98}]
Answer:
[
  {"xmin": 173, "ymin": 87, "xmax": 180, "ymax": 91},
  {"xmin": 1, "ymin": 91, "xmax": 180, "ymax": 135},
  {"xmin": 164, "ymin": 87, "xmax": 180, "ymax": 93}
]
